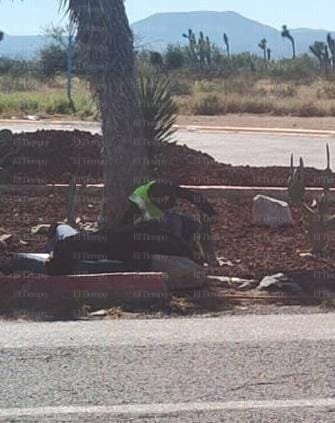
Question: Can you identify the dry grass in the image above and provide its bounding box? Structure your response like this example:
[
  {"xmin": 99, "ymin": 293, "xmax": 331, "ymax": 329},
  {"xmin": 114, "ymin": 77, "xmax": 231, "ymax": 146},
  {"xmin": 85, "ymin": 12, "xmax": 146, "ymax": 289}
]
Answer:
[
  {"xmin": 2, "ymin": 72, "xmax": 335, "ymax": 118},
  {"xmin": 175, "ymin": 75, "xmax": 335, "ymax": 117}
]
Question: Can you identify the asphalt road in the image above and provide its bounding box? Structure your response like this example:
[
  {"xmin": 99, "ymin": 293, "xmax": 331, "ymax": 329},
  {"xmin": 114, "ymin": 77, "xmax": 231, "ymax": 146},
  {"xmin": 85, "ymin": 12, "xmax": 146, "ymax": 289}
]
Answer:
[
  {"xmin": 0, "ymin": 313, "xmax": 334, "ymax": 422},
  {"xmin": 1, "ymin": 120, "xmax": 334, "ymax": 168}
]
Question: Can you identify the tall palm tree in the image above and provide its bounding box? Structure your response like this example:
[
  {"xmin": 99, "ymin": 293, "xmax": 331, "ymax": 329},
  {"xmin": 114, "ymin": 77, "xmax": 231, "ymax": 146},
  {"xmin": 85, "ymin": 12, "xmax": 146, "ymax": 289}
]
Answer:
[
  {"xmin": 281, "ymin": 25, "xmax": 296, "ymax": 59},
  {"xmin": 3, "ymin": 1, "xmax": 150, "ymax": 227},
  {"xmin": 51, "ymin": 1, "xmax": 151, "ymax": 228}
]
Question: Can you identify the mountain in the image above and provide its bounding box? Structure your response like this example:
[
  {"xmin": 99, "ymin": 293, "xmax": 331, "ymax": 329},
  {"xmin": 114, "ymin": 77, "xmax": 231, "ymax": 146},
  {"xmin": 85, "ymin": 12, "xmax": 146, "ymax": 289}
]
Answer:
[
  {"xmin": 0, "ymin": 12, "xmax": 334, "ymax": 59},
  {"xmin": 0, "ymin": 35, "xmax": 49, "ymax": 59},
  {"xmin": 131, "ymin": 11, "xmax": 335, "ymax": 58}
]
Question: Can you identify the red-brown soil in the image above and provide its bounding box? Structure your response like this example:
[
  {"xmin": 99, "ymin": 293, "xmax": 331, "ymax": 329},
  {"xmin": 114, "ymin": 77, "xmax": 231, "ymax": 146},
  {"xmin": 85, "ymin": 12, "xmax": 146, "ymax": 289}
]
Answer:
[
  {"xmin": 0, "ymin": 186, "xmax": 335, "ymax": 281},
  {"xmin": 0, "ymin": 130, "xmax": 335, "ymax": 282}
]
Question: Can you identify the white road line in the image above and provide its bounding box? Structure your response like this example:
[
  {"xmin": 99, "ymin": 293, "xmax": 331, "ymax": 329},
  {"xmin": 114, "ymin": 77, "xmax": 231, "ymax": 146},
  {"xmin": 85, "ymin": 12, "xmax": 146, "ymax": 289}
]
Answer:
[{"xmin": 0, "ymin": 399, "xmax": 335, "ymax": 417}]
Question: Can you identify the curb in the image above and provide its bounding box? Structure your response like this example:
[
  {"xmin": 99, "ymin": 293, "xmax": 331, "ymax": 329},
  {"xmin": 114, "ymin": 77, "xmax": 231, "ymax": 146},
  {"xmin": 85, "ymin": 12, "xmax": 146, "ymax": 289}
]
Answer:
[
  {"xmin": 0, "ymin": 272, "xmax": 169, "ymax": 312},
  {"xmin": 0, "ymin": 120, "xmax": 334, "ymax": 136},
  {"xmin": 174, "ymin": 124, "xmax": 335, "ymax": 136}
]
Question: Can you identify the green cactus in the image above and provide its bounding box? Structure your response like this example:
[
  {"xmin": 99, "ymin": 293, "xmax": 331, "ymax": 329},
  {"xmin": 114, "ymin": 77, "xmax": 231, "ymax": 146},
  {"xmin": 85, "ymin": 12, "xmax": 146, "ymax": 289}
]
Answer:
[
  {"xmin": 309, "ymin": 41, "xmax": 331, "ymax": 72},
  {"xmin": 327, "ymin": 33, "xmax": 335, "ymax": 70},
  {"xmin": 288, "ymin": 155, "xmax": 305, "ymax": 204},
  {"xmin": 258, "ymin": 38, "xmax": 267, "ymax": 62},
  {"xmin": 205, "ymin": 36, "xmax": 211, "ymax": 67},
  {"xmin": 198, "ymin": 31, "xmax": 206, "ymax": 70},
  {"xmin": 267, "ymin": 48, "xmax": 272, "ymax": 61},
  {"xmin": 223, "ymin": 33, "xmax": 230, "ymax": 58},
  {"xmin": 182, "ymin": 29, "xmax": 198, "ymax": 66},
  {"xmin": 281, "ymin": 25, "xmax": 296, "ymax": 59},
  {"xmin": 288, "ymin": 144, "xmax": 335, "ymax": 252}
]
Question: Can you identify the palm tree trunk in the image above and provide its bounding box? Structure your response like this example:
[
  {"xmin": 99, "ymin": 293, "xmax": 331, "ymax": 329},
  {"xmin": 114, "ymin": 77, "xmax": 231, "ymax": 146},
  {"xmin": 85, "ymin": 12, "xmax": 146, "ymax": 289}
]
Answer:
[
  {"xmin": 291, "ymin": 39, "xmax": 296, "ymax": 59},
  {"xmin": 68, "ymin": 0, "xmax": 151, "ymax": 228}
]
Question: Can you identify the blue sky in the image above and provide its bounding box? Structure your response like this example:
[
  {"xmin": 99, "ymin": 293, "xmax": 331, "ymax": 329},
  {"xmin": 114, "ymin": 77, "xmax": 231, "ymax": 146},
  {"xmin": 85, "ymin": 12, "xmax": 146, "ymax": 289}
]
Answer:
[{"xmin": 0, "ymin": 0, "xmax": 335, "ymax": 35}]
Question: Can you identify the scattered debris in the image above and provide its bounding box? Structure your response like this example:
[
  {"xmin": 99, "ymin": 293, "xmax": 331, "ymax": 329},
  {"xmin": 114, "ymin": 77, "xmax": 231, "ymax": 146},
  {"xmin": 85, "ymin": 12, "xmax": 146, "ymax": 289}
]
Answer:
[
  {"xmin": 299, "ymin": 252, "xmax": 314, "ymax": 258},
  {"xmin": 24, "ymin": 115, "xmax": 40, "ymax": 121},
  {"xmin": 207, "ymin": 276, "xmax": 258, "ymax": 291},
  {"xmin": 238, "ymin": 281, "xmax": 260, "ymax": 291},
  {"xmin": 0, "ymin": 234, "xmax": 12, "ymax": 244},
  {"xmin": 31, "ymin": 224, "xmax": 51, "ymax": 235},
  {"xmin": 257, "ymin": 273, "xmax": 303, "ymax": 293},
  {"xmin": 88, "ymin": 309, "xmax": 108, "ymax": 317},
  {"xmin": 217, "ymin": 257, "xmax": 235, "ymax": 267}
]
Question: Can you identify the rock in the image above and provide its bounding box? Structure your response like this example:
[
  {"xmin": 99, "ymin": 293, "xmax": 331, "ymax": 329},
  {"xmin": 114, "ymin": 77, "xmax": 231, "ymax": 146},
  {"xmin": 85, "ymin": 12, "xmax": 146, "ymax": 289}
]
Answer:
[
  {"xmin": 257, "ymin": 273, "xmax": 303, "ymax": 293},
  {"xmin": 253, "ymin": 195, "xmax": 294, "ymax": 228},
  {"xmin": 151, "ymin": 255, "xmax": 206, "ymax": 290}
]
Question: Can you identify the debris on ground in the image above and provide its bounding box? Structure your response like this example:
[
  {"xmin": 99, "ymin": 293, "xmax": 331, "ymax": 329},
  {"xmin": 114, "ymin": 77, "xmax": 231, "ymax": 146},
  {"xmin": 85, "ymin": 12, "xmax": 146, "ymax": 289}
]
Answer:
[{"xmin": 257, "ymin": 273, "xmax": 303, "ymax": 293}]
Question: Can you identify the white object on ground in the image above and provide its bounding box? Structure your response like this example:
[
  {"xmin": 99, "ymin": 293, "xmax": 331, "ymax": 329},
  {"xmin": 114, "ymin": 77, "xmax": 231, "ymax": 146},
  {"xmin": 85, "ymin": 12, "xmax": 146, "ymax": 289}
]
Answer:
[{"xmin": 253, "ymin": 195, "xmax": 294, "ymax": 228}]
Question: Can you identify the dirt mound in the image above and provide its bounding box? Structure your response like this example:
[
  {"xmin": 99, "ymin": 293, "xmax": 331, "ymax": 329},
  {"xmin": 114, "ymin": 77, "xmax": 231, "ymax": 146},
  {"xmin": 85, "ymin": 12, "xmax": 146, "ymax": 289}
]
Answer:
[{"xmin": 0, "ymin": 130, "xmax": 331, "ymax": 187}]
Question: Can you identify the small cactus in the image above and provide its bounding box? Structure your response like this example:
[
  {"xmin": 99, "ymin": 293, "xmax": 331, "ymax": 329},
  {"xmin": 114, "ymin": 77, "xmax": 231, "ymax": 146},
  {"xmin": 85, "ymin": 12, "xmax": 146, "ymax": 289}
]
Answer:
[
  {"xmin": 288, "ymin": 144, "xmax": 335, "ymax": 252},
  {"xmin": 66, "ymin": 176, "xmax": 77, "ymax": 227},
  {"xmin": 288, "ymin": 155, "xmax": 305, "ymax": 204},
  {"xmin": 258, "ymin": 38, "xmax": 268, "ymax": 62}
]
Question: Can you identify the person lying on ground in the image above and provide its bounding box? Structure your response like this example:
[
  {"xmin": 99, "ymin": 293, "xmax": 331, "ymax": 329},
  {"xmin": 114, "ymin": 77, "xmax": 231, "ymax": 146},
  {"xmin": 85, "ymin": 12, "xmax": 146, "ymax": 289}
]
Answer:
[
  {"xmin": 45, "ymin": 221, "xmax": 196, "ymax": 276},
  {"xmin": 122, "ymin": 180, "xmax": 218, "ymax": 265}
]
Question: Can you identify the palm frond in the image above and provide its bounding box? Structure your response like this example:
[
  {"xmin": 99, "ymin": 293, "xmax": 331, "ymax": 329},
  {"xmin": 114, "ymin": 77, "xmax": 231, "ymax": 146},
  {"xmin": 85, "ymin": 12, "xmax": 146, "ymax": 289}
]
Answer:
[{"xmin": 138, "ymin": 74, "xmax": 177, "ymax": 145}]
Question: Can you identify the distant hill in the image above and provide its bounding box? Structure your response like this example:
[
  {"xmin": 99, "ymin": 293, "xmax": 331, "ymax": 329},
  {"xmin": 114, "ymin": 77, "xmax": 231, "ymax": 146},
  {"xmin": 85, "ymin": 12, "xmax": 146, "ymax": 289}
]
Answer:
[
  {"xmin": 131, "ymin": 11, "xmax": 335, "ymax": 58},
  {"xmin": 0, "ymin": 11, "xmax": 334, "ymax": 59},
  {"xmin": 0, "ymin": 35, "xmax": 49, "ymax": 59}
]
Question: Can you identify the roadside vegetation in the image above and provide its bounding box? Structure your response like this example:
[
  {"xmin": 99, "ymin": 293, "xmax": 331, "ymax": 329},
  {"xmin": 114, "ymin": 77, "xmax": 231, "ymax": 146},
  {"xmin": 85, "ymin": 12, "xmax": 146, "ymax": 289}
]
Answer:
[{"xmin": 1, "ymin": 24, "xmax": 335, "ymax": 119}]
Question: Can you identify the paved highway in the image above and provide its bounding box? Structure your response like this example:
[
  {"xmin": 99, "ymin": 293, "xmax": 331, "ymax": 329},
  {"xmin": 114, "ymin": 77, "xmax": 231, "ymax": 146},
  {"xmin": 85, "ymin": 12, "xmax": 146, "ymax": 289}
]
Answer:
[
  {"xmin": 1, "ymin": 120, "xmax": 334, "ymax": 168},
  {"xmin": 0, "ymin": 313, "xmax": 334, "ymax": 422}
]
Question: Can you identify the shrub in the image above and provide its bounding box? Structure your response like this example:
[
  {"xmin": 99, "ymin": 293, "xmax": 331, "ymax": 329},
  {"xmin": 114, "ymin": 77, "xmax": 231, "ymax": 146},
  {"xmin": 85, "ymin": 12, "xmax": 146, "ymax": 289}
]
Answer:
[
  {"xmin": 296, "ymin": 102, "xmax": 327, "ymax": 117},
  {"xmin": 192, "ymin": 94, "xmax": 224, "ymax": 115},
  {"xmin": 38, "ymin": 44, "xmax": 67, "ymax": 78},
  {"xmin": 169, "ymin": 79, "xmax": 192, "ymax": 96},
  {"xmin": 165, "ymin": 45, "xmax": 185, "ymax": 69},
  {"xmin": 46, "ymin": 98, "xmax": 73, "ymax": 114}
]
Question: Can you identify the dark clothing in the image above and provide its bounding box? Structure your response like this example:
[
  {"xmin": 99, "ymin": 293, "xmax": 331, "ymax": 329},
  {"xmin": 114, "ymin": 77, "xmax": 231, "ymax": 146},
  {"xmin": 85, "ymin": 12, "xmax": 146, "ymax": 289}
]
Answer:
[{"xmin": 45, "ymin": 221, "xmax": 195, "ymax": 276}]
